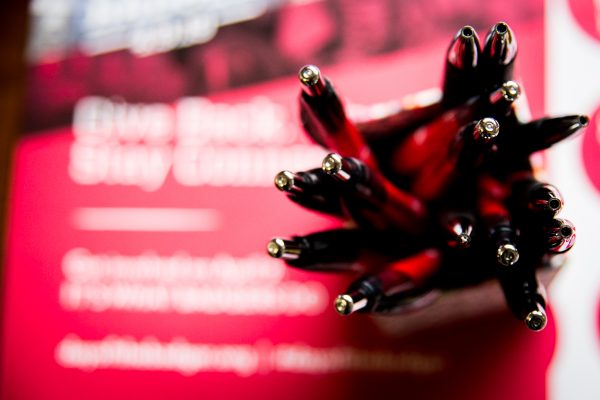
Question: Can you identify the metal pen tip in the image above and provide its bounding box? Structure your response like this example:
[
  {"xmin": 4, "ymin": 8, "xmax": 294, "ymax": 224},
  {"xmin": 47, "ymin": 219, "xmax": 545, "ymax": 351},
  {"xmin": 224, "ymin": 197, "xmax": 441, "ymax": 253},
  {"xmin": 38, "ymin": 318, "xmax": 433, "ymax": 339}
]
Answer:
[
  {"xmin": 524, "ymin": 305, "xmax": 547, "ymax": 331},
  {"xmin": 475, "ymin": 117, "xmax": 500, "ymax": 140},
  {"xmin": 334, "ymin": 295, "xmax": 354, "ymax": 316},
  {"xmin": 298, "ymin": 65, "xmax": 326, "ymax": 96},
  {"xmin": 501, "ymin": 81, "xmax": 521, "ymax": 101},
  {"xmin": 267, "ymin": 238, "xmax": 302, "ymax": 260},
  {"xmin": 299, "ymin": 65, "xmax": 321, "ymax": 86},
  {"xmin": 579, "ymin": 115, "xmax": 589, "ymax": 127},
  {"xmin": 497, "ymin": 243, "xmax": 520, "ymax": 266},
  {"xmin": 274, "ymin": 171, "xmax": 295, "ymax": 192},
  {"xmin": 322, "ymin": 153, "xmax": 343, "ymax": 175},
  {"xmin": 267, "ymin": 238, "xmax": 286, "ymax": 258},
  {"xmin": 334, "ymin": 293, "xmax": 369, "ymax": 316},
  {"xmin": 458, "ymin": 233, "xmax": 471, "ymax": 247}
]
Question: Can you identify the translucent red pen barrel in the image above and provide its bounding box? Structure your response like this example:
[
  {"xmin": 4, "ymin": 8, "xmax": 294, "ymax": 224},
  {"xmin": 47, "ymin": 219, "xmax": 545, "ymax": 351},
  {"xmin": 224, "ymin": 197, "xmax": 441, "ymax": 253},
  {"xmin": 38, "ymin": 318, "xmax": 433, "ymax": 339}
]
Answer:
[{"xmin": 322, "ymin": 153, "xmax": 427, "ymax": 232}]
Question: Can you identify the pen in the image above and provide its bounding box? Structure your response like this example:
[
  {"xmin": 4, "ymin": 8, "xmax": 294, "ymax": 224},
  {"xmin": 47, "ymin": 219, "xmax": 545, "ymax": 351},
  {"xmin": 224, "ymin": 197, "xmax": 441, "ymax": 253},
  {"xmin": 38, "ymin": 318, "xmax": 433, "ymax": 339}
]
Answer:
[
  {"xmin": 500, "ymin": 114, "xmax": 589, "ymax": 154},
  {"xmin": 298, "ymin": 65, "xmax": 378, "ymax": 169},
  {"xmin": 274, "ymin": 168, "xmax": 344, "ymax": 217},
  {"xmin": 267, "ymin": 229, "xmax": 366, "ymax": 271},
  {"xmin": 334, "ymin": 249, "xmax": 441, "ymax": 315}
]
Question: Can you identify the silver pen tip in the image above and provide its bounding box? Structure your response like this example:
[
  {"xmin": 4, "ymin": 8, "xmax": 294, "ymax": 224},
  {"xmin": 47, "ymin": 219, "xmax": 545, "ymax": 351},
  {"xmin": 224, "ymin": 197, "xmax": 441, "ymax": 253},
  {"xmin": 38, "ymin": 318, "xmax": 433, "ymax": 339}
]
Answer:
[
  {"xmin": 525, "ymin": 307, "xmax": 547, "ymax": 331},
  {"xmin": 274, "ymin": 171, "xmax": 295, "ymax": 192},
  {"xmin": 298, "ymin": 65, "xmax": 321, "ymax": 87},
  {"xmin": 476, "ymin": 117, "xmax": 500, "ymax": 140},
  {"xmin": 322, "ymin": 153, "xmax": 343, "ymax": 175},
  {"xmin": 501, "ymin": 81, "xmax": 521, "ymax": 101},
  {"xmin": 334, "ymin": 294, "xmax": 355, "ymax": 316},
  {"xmin": 267, "ymin": 238, "xmax": 286, "ymax": 258},
  {"xmin": 497, "ymin": 243, "xmax": 520, "ymax": 266},
  {"xmin": 458, "ymin": 233, "xmax": 471, "ymax": 247}
]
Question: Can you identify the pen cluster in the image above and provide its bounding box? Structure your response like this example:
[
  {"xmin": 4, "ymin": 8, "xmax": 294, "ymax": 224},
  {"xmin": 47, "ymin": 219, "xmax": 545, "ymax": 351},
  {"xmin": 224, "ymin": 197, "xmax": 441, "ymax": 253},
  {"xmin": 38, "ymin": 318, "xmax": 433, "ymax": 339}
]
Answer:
[{"xmin": 267, "ymin": 22, "xmax": 587, "ymax": 331}]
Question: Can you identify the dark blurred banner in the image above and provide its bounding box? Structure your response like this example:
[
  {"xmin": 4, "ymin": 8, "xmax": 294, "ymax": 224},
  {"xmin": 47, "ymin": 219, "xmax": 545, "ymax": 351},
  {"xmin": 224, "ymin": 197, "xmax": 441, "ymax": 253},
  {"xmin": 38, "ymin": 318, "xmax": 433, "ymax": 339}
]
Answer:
[{"xmin": 5, "ymin": 0, "xmax": 597, "ymax": 399}]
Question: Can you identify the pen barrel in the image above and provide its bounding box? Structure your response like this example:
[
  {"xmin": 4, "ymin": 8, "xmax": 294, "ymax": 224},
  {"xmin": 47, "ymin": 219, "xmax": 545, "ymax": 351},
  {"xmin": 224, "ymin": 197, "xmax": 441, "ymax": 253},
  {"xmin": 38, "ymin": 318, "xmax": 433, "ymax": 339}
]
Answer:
[
  {"xmin": 357, "ymin": 101, "xmax": 444, "ymax": 142},
  {"xmin": 286, "ymin": 193, "xmax": 344, "ymax": 218}
]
